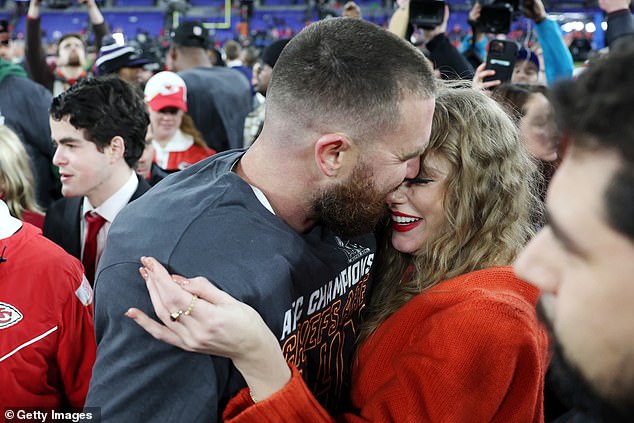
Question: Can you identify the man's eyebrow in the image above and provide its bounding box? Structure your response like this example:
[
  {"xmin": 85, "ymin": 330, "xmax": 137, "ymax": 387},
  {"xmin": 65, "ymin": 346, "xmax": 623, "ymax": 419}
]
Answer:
[
  {"xmin": 55, "ymin": 137, "xmax": 81, "ymax": 145},
  {"xmin": 545, "ymin": 208, "xmax": 587, "ymax": 257}
]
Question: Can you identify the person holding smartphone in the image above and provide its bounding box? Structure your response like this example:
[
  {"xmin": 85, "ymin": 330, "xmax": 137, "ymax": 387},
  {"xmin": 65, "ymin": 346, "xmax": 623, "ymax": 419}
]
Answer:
[{"xmin": 472, "ymin": 0, "xmax": 573, "ymax": 89}]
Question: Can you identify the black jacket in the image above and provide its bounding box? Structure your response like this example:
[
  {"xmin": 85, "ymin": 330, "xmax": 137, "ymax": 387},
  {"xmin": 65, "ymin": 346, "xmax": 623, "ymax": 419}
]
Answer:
[{"xmin": 43, "ymin": 174, "xmax": 150, "ymax": 259}]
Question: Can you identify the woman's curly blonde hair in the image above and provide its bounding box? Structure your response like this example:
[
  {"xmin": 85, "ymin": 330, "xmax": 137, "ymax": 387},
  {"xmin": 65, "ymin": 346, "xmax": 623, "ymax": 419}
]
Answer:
[{"xmin": 359, "ymin": 85, "xmax": 543, "ymax": 343}]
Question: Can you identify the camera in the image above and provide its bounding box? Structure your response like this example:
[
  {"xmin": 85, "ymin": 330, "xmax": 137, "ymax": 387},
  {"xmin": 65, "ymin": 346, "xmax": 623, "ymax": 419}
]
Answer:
[
  {"xmin": 409, "ymin": 0, "xmax": 445, "ymax": 30},
  {"xmin": 477, "ymin": 0, "xmax": 522, "ymax": 34}
]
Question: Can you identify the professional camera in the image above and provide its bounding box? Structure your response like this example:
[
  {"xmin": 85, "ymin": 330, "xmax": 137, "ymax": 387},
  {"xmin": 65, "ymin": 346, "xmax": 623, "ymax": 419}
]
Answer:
[
  {"xmin": 409, "ymin": 0, "xmax": 446, "ymax": 30},
  {"xmin": 477, "ymin": 0, "xmax": 522, "ymax": 34}
]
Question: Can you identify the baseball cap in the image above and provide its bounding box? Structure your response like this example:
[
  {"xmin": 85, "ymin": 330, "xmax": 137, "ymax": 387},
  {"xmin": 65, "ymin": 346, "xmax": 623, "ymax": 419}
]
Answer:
[
  {"xmin": 170, "ymin": 21, "xmax": 211, "ymax": 50},
  {"xmin": 95, "ymin": 41, "xmax": 151, "ymax": 75},
  {"xmin": 144, "ymin": 71, "xmax": 188, "ymax": 112}
]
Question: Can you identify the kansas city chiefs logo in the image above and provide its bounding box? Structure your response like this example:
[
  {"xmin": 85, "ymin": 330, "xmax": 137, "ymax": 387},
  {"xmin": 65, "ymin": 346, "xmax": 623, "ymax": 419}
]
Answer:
[{"xmin": 0, "ymin": 302, "xmax": 23, "ymax": 329}]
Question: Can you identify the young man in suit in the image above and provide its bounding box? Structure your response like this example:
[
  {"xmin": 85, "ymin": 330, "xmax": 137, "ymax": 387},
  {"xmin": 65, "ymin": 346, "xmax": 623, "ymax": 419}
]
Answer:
[{"xmin": 43, "ymin": 76, "xmax": 150, "ymax": 285}]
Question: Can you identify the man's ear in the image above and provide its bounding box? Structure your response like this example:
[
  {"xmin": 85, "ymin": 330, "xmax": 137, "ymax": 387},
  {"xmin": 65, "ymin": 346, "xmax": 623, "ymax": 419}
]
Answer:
[
  {"xmin": 108, "ymin": 136, "xmax": 126, "ymax": 163},
  {"xmin": 314, "ymin": 133, "xmax": 353, "ymax": 177}
]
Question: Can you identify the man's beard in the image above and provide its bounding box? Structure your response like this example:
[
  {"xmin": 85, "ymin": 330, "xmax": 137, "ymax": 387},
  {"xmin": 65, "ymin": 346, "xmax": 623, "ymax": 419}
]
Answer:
[
  {"xmin": 312, "ymin": 161, "xmax": 389, "ymax": 240},
  {"xmin": 537, "ymin": 300, "xmax": 634, "ymax": 421},
  {"xmin": 66, "ymin": 52, "xmax": 81, "ymax": 67}
]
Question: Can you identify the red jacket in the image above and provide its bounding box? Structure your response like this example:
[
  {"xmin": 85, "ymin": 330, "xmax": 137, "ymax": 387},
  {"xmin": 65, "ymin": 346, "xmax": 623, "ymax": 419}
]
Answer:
[
  {"xmin": 158, "ymin": 145, "xmax": 215, "ymax": 171},
  {"xmin": 224, "ymin": 267, "xmax": 549, "ymax": 422},
  {"xmin": 0, "ymin": 223, "xmax": 96, "ymax": 411}
]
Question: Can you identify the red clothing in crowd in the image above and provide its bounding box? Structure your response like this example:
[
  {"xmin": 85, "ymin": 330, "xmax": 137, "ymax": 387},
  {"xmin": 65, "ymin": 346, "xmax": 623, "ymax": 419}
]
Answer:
[
  {"xmin": 0, "ymin": 223, "xmax": 96, "ymax": 411},
  {"xmin": 159, "ymin": 145, "xmax": 214, "ymax": 171},
  {"xmin": 224, "ymin": 267, "xmax": 549, "ymax": 423},
  {"xmin": 22, "ymin": 209, "xmax": 45, "ymax": 229}
]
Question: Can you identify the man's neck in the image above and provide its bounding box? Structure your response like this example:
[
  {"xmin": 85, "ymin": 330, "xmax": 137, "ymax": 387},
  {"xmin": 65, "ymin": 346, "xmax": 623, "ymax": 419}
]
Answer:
[
  {"xmin": 236, "ymin": 142, "xmax": 318, "ymax": 234},
  {"xmin": 86, "ymin": 167, "xmax": 134, "ymax": 209},
  {"xmin": 57, "ymin": 65, "xmax": 84, "ymax": 81}
]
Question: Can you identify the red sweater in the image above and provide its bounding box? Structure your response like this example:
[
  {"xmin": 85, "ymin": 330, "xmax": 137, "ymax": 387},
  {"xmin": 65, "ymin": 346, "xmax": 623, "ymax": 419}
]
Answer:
[{"xmin": 224, "ymin": 267, "xmax": 549, "ymax": 422}]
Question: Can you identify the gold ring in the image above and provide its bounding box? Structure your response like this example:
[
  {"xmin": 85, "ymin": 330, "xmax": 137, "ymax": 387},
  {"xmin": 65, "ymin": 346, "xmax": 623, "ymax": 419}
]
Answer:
[
  {"xmin": 169, "ymin": 310, "xmax": 183, "ymax": 322},
  {"xmin": 184, "ymin": 295, "xmax": 198, "ymax": 316}
]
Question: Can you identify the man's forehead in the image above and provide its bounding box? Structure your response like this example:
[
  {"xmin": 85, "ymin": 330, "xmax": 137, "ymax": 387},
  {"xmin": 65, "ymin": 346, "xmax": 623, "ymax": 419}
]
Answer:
[{"xmin": 60, "ymin": 37, "xmax": 83, "ymax": 47}]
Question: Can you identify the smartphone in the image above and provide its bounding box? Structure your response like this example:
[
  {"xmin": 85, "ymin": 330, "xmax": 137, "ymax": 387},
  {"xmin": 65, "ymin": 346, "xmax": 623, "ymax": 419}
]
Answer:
[
  {"xmin": 409, "ymin": 0, "xmax": 446, "ymax": 30},
  {"xmin": 483, "ymin": 39, "xmax": 518, "ymax": 83}
]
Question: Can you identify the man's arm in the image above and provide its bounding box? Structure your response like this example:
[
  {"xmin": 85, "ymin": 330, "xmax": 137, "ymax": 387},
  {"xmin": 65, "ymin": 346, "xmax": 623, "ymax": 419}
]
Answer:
[
  {"xmin": 600, "ymin": 0, "xmax": 634, "ymax": 49},
  {"xmin": 25, "ymin": 0, "xmax": 55, "ymax": 92},
  {"xmin": 523, "ymin": 0, "xmax": 574, "ymax": 84},
  {"xmin": 79, "ymin": 0, "xmax": 109, "ymax": 53}
]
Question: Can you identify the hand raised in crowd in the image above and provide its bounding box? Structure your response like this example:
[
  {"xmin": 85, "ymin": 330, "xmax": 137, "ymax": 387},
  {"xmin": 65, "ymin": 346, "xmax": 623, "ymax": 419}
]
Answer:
[
  {"xmin": 523, "ymin": 0, "xmax": 548, "ymax": 23},
  {"xmin": 126, "ymin": 256, "xmax": 291, "ymax": 402},
  {"xmin": 598, "ymin": 0, "xmax": 631, "ymax": 13},
  {"xmin": 468, "ymin": 2, "xmax": 482, "ymax": 22},
  {"xmin": 472, "ymin": 62, "xmax": 502, "ymax": 90},
  {"xmin": 77, "ymin": 0, "xmax": 99, "ymax": 7}
]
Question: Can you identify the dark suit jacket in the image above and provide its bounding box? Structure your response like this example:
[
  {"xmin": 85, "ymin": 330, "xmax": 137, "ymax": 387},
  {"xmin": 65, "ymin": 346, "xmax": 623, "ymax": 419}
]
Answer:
[{"xmin": 43, "ymin": 174, "xmax": 150, "ymax": 260}]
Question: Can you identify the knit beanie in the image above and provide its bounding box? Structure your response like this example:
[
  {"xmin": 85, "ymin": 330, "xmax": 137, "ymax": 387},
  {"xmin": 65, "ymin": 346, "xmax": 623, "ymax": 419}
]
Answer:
[{"xmin": 261, "ymin": 39, "xmax": 291, "ymax": 68}]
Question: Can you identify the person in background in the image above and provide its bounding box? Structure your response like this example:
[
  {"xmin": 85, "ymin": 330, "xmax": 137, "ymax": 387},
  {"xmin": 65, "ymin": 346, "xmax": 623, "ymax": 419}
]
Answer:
[
  {"xmin": 168, "ymin": 20, "xmax": 252, "ymax": 152},
  {"xmin": 514, "ymin": 41, "xmax": 634, "ymax": 423},
  {"xmin": 388, "ymin": 1, "xmax": 475, "ymax": 80},
  {"xmin": 224, "ymin": 39, "xmax": 252, "ymax": 88},
  {"xmin": 472, "ymin": 0, "xmax": 574, "ymax": 89},
  {"xmin": 0, "ymin": 20, "xmax": 12, "ymax": 63},
  {"xmin": 243, "ymin": 38, "xmax": 291, "ymax": 147},
  {"xmin": 134, "ymin": 138, "xmax": 169, "ymax": 186},
  {"xmin": 0, "ymin": 125, "xmax": 45, "ymax": 228},
  {"xmin": 601, "ymin": 0, "xmax": 634, "ymax": 50},
  {"xmin": 0, "ymin": 55, "xmax": 57, "ymax": 209},
  {"xmin": 129, "ymin": 85, "xmax": 548, "ymax": 423},
  {"xmin": 95, "ymin": 38, "xmax": 153, "ymax": 88},
  {"xmin": 25, "ymin": 0, "xmax": 109, "ymax": 95},
  {"xmin": 0, "ymin": 198, "xmax": 96, "ymax": 414},
  {"xmin": 43, "ymin": 76, "xmax": 150, "ymax": 286},
  {"xmin": 143, "ymin": 71, "xmax": 215, "ymax": 171}
]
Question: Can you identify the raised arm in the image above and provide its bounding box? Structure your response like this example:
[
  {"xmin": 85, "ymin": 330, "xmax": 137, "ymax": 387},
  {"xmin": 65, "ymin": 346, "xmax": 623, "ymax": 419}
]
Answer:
[
  {"xmin": 25, "ymin": 0, "xmax": 54, "ymax": 92},
  {"xmin": 78, "ymin": 0, "xmax": 109, "ymax": 52},
  {"xmin": 523, "ymin": 0, "xmax": 574, "ymax": 84},
  {"xmin": 600, "ymin": 0, "xmax": 634, "ymax": 49}
]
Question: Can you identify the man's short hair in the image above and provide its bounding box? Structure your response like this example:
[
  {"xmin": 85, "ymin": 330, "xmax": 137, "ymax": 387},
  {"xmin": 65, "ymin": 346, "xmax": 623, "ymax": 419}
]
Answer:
[
  {"xmin": 170, "ymin": 21, "xmax": 211, "ymax": 50},
  {"xmin": 57, "ymin": 33, "xmax": 86, "ymax": 51},
  {"xmin": 266, "ymin": 18, "xmax": 436, "ymax": 143},
  {"xmin": 50, "ymin": 76, "xmax": 149, "ymax": 169},
  {"xmin": 549, "ymin": 40, "xmax": 634, "ymax": 240}
]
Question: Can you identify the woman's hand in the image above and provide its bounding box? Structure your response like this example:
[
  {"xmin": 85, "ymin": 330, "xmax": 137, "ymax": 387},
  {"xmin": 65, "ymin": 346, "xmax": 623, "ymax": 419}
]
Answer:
[
  {"xmin": 472, "ymin": 62, "xmax": 501, "ymax": 91},
  {"xmin": 126, "ymin": 256, "xmax": 291, "ymax": 401}
]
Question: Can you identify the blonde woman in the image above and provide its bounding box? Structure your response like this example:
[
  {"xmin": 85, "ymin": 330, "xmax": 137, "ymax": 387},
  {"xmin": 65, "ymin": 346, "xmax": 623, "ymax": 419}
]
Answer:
[
  {"xmin": 129, "ymin": 86, "xmax": 549, "ymax": 422},
  {"xmin": 0, "ymin": 125, "xmax": 44, "ymax": 227}
]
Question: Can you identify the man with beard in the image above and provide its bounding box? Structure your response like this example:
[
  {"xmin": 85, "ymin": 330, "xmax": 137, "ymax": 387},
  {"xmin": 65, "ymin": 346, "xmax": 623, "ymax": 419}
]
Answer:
[
  {"xmin": 514, "ymin": 41, "xmax": 634, "ymax": 422},
  {"xmin": 25, "ymin": 0, "xmax": 108, "ymax": 96},
  {"xmin": 85, "ymin": 18, "xmax": 436, "ymax": 422}
]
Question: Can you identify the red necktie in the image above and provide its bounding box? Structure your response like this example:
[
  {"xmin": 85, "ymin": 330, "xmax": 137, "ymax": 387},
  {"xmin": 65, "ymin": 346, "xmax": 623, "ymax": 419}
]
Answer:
[{"xmin": 83, "ymin": 211, "xmax": 107, "ymax": 285}]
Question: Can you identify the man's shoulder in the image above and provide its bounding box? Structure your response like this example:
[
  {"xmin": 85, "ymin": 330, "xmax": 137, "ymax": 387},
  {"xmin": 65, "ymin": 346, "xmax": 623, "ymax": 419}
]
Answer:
[{"xmin": 46, "ymin": 196, "xmax": 81, "ymax": 218}]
